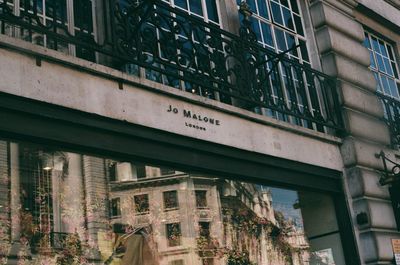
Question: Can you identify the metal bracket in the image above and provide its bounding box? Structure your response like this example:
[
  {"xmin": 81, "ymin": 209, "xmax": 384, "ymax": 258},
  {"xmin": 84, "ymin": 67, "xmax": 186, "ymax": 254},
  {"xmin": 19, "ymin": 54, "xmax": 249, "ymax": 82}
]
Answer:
[{"xmin": 375, "ymin": 151, "xmax": 400, "ymax": 186}]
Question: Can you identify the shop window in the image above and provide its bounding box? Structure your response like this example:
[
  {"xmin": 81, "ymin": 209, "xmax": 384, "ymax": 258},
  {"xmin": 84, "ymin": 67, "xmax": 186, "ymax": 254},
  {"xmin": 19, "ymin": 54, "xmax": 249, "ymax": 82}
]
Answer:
[
  {"xmin": 364, "ymin": 31, "xmax": 400, "ymax": 99},
  {"xmin": 1, "ymin": 140, "xmax": 351, "ymax": 264},
  {"xmin": 134, "ymin": 194, "xmax": 150, "ymax": 213},
  {"xmin": 110, "ymin": 197, "xmax": 121, "ymax": 218},
  {"xmin": 164, "ymin": 190, "xmax": 179, "ymax": 210},
  {"xmin": 195, "ymin": 190, "xmax": 208, "ymax": 208},
  {"xmin": 166, "ymin": 223, "xmax": 182, "ymax": 247}
]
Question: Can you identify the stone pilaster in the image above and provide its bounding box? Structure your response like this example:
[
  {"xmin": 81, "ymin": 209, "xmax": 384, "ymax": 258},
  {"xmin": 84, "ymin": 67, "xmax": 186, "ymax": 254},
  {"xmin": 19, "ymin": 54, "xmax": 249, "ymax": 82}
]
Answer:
[
  {"xmin": 310, "ymin": 1, "xmax": 398, "ymax": 264},
  {"xmin": 82, "ymin": 155, "xmax": 109, "ymax": 262}
]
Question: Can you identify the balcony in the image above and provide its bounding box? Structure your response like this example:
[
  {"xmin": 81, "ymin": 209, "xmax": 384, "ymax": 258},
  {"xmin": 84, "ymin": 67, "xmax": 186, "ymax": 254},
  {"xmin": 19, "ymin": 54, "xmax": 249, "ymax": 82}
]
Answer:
[
  {"xmin": 0, "ymin": 0, "xmax": 344, "ymax": 134},
  {"xmin": 377, "ymin": 93, "xmax": 400, "ymax": 147}
]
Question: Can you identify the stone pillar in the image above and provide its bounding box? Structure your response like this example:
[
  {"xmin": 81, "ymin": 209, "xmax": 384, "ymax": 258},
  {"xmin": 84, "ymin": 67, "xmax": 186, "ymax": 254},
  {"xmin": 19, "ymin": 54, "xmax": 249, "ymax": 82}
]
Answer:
[
  {"xmin": 82, "ymin": 155, "xmax": 109, "ymax": 262},
  {"xmin": 310, "ymin": 0, "xmax": 398, "ymax": 264},
  {"xmin": 9, "ymin": 143, "xmax": 20, "ymax": 247}
]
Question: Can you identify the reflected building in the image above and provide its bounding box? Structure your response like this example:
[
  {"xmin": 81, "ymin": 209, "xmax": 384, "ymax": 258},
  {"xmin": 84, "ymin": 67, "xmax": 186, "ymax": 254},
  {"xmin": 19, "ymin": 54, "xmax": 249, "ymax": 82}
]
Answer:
[{"xmin": 1, "ymin": 142, "xmax": 312, "ymax": 264}]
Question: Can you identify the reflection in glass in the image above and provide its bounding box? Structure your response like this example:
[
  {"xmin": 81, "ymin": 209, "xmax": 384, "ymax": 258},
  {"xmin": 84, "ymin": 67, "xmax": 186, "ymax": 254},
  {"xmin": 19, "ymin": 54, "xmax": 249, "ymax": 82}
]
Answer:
[{"xmin": 0, "ymin": 141, "xmax": 346, "ymax": 265}]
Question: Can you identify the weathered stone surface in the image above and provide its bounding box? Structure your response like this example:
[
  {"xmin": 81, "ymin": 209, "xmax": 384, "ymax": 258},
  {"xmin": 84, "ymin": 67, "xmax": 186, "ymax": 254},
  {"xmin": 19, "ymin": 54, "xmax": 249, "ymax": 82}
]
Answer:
[
  {"xmin": 346, "ymin": 167, "xmax": 390, "ymax": 199},
  {"xmin": 339, "ymin": 81, "xmax": 383, "ymax": 118},
  {"xmin": 360, "ymin": 230, "xmax": 400, "ymax": 263},
  {"xmin": 315, "ymin": 26, "xmax": 370, "ymax": 66},
  {"xmin": 343, "ymin": 108, "xmax": 391, "ymax": 145}
]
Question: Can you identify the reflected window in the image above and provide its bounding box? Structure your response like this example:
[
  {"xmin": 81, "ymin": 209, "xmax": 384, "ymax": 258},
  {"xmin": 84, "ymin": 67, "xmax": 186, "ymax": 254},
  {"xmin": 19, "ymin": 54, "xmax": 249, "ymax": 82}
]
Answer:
[
  {"xmin": 166, "ymin": 223, "xmax": 182, "ymax": 247},
  {"xmin": 110, "ymin": 197, "xmax": 121, "ymax": 218},
  {"xmin": 134, "ymin": 194, "xmax": 150, "ymax": 213},
  {"xmin": 164, "ymin": 190, "xmax": 179, "ymax": 210},
  {"xmin": 195, "ymin": 190, "xmax": 208, "ymax": 208},
  {"xmin": 1, "ymin": 140, "xmax": 349, "ymax": 265}
]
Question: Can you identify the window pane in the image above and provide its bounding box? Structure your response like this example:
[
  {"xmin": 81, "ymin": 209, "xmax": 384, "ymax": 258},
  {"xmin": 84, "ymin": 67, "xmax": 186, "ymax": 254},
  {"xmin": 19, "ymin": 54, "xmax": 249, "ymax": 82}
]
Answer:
[
  {"xmin": 369, "ymin": 51, "xmax": 376, "ymax": 69},
  {"xmin": 257, "ymin": 0, "xmax": 269, "ymax": 19},
  {"xmin": 376, "ymin": 54, "xmax": 385, "ymax": 72},
  {"xmin": 293, "ymin": 14, "xmax": 304, "ymax": 36},
  {"xmin": 274, "ymin": 28, "xmax": 286, "ymax": 51},
  {"xmin": 164, "ymin": 190, "xmax": 179, "ymax": 209},
  {"xmin": 205, "ymin": 0, "xmax": 219, "ymax": 23},
  {"xmin": 261, "ymin": 21, "xmax": 273, "ymax": 47},
  {"xmin": 384, "ymin": 57, "xmax": 394, "ymax": 76},
  {"xmin": 167, "ymin": 223, "xmax": 182, "ymax": 246},
  {"xmin": 175, "ymin": 0, "xmax": 188, "ymax": 9},
  {"xmin": 363, "ymin": 33, "xmax": 371, "ymax": 49},
  {"xmin": 134, "ymin": 194, "xmax": 150, "ymax": 213},
  {"xmin": 282, "ymin": 7, "xmax": 294, "ymax": 30},
  {"xmin": 271, "ymin": 1, "xmax": 283, "ymax": 25},
  {"xmin": 290, "ymin": 0, "xmax": 299, "ymax": 13},
  {"xmin": 388, "ymin": 78, "xmax": 399, "ymax": 98},
  {"xmin": 189, "ymin": 0, "xmax": 203, "ymax": 16}
]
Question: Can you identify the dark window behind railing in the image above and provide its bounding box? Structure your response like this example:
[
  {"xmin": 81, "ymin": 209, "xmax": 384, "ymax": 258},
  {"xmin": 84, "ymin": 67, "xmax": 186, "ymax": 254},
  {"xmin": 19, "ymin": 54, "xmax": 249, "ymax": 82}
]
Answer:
[
  {"xmin": 377, "ymin": 93, "xmax": 400, "ymax": 147},
  {"xmin": 0, "ymin": 0, "xmax": 344, "ymax": 133}
]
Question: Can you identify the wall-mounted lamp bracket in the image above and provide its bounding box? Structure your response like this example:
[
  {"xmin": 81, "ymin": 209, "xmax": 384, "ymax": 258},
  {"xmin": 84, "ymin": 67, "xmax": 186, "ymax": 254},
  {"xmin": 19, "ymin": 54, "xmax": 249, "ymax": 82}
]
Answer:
[{"xmin": 375, "ymin": 151, "xmax": 400, "ymax": 186}]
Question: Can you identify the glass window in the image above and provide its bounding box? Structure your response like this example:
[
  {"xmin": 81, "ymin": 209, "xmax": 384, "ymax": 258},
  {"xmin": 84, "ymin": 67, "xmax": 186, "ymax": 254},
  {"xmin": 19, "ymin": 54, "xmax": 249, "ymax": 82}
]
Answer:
[
  {"xmin": 195, "ymin": 190, "xmax": 208, "ymax": 208},
  {"xmin": 166, "ymin": 223, "xmax": 182, "ymax": 247},
  {"xmin": 364, "ymin": 31, "xmax": 400, "ymax": 100},
  {"xmin": 0, "ymin": 140, "xmax": 349, "ymax": 264},
  {"xmin": 164, "ymin": 190, "xmax": 179, "ymax": 209},
  {"xmin": 110, "ymin": 198, "xmax": 121, "ymax": 218},
  {"xmin": 134, "ymin": 194, "xmax": 150, "ymax": 213}
]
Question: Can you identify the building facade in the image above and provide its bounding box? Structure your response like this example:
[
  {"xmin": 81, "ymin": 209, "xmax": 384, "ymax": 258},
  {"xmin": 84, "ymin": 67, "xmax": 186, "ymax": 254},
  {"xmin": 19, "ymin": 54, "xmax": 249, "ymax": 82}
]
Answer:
[{"xmin": 0, "ymin": 0, "xmax": 399, "ymax": 264}]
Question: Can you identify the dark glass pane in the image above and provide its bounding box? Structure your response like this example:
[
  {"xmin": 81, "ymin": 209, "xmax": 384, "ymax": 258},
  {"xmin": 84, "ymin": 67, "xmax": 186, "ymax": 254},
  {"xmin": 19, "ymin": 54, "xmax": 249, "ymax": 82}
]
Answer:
[
  {"xmin": 47, "ymin": 0, "xmax": 67, "ymax": 22},
  {"xmin": 392, "ymin": 62, "xmax": 399, "ymax": 79},
  {"xmin": 248, "ymin": 0, "xmax": 256, "ymax": 12},
  {"xmin": 205, "ymin": 0, "xmax": 219, "ymax": 23},
  {"xmin": 257, "ymin": 0, "xmax": 269, "ymax": 19},
  {"xmin": 261, "ymin": 21, "xmax": 273, "ymax": 47},
  {"xmin": 293, "ymin": 14, "xmax": 303, "ymax": 36},
  {"xmin": 290, "ymin": 0, "xmax": 299, "ymax": 13},
  {"xmin": 274, "ymin": 28, "xmax": 286, "ymax": 51},
  {"xmin": 387, "ymin": 44, "xmax": 395, "ymax": 60},
  {"xmin": 280, "ymin": 0, "xmax": 289, "ymax": 8},
  {"xmin": 189, "ymin": 0, "xmax": 203, "ymax": 16},
  {"xmin": 251, "ymin": 18, "xmax": 262, "ymax": 42},
  {"xmin": 74, "ymin": 0, "xmax": 93, "ymax": 32},
  {"xmin": 282, "ymin": 7, "xmax": 294, "ymax": 30},
  {"xmin": 271, "ymin": 1, "xmax": 283, "ymax": 25},
  {"xmin": 175, "ymin": 0, "xmax": 188, "ymax": 9},
  {"xmin": 195, "ymin": 190, "xmax": 207, "ymax": 208},
  {"xmin": 285, "ymin": 32, "xmax": 296, "ymax": 54},
  {"xmin": 299, "ymin": 39, "xmax": 309, "ymax": 62}
]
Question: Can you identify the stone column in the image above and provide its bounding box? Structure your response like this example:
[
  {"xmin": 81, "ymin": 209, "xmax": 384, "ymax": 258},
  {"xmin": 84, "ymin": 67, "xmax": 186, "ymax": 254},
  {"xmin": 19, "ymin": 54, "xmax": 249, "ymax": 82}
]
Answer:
[
  {"xmin": 310, "ymin": 0, "xmax": 398, "ymax": 264},
  {"xmin": 10, "ymin": 143, "xmax": 20, "ymax": 243},
  {"xmin": 82, "ymin": 155, "xmax": 109, "ymax": 263}
]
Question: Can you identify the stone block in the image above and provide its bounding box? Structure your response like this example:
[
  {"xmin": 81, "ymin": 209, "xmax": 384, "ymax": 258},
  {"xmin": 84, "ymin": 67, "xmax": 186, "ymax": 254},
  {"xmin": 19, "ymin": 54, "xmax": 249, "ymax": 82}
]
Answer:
[
  {"xmin": 321, "ymin": 53, "xmax": 376, "ymax": 92},
  {"xmin": 315, "ymin": 26, "xmax": 370, "ymax": 66},
  {"xmin": 353, "ymin": 198, "xmax": 396, "ymax": 230},
  {"xmin": 346, "ymin": 167, "xmax": 390, "ymax": 199},
  {"xmin": 360, "ymin": 230, "xmax": 400, "ymax": 263},
  {"xmin": 341, "ymin": 138, "xmax": 388, "ymax": 169},
  {"xmin": 339, "ymin": 81, "xmax": 384, "ymax": 118},
  {"xmin": 310, "ymin": 1, "xmax": 365, "ymax": 42},
  {"xmin": 343, "ymin": 108, "xmax": 391, "ymax": 145}
]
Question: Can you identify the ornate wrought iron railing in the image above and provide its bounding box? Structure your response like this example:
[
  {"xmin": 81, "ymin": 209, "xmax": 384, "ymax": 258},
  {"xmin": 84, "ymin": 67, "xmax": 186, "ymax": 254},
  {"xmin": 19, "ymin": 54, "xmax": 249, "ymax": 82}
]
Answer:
[
  {"xmin": 377, "ymin": 93, "xmax": 400, "ymax": 146},
  {"xmin": 0, "ymin": 0, "xmax": 344, "ymax": 133}
]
